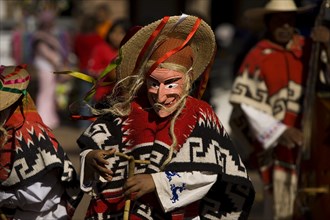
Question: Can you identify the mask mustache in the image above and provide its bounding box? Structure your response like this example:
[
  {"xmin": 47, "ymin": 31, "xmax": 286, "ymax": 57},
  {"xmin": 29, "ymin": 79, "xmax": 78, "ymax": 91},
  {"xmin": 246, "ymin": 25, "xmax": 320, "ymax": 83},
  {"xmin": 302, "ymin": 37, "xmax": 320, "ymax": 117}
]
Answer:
[{"xmin": 153, "ymin": 100, "xmax": 180, "ymax": 113}]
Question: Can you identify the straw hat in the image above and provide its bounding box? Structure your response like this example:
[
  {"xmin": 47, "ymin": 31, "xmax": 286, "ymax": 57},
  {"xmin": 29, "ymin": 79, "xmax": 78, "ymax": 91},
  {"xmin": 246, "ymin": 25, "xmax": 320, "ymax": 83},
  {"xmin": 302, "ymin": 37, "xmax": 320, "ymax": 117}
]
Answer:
[
  {"xmin": 0, "ymin": 65, "xmax": 30, "ymax": 111},
  {"xmin": 117, "ymin": 14, "xmax": 216, "ymax": 82},
  {"xmin": 245, "ymin": 0, "xmax": 315, "ymax": 21}
]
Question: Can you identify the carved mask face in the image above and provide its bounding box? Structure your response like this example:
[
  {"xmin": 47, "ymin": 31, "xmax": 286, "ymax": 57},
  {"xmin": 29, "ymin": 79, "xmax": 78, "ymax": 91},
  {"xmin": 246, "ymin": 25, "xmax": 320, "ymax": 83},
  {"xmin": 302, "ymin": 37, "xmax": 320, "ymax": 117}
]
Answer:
[{"xmin": 146, "ymin": 68, "xmax": 185, "ymax": 118}]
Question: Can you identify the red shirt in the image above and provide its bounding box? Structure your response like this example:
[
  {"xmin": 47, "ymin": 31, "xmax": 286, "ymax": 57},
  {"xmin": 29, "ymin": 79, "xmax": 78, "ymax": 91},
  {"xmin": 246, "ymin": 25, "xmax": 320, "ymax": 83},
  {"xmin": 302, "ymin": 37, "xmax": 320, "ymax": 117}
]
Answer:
[
  {"xmin": 74, "ymin": 33, "xmax": 103, "ymax": 71},
  {"xmin": 88, "ymin": 41, "xmax": 118, "ymax": 77}
]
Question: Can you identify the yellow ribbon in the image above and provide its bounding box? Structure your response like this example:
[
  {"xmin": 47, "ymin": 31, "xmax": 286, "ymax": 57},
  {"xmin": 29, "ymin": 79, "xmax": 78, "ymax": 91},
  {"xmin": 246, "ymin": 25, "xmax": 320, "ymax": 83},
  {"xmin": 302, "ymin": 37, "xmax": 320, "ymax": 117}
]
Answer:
[{"xmin": 54, "ymin": 50, "xmax": 122, "ymax": 102}]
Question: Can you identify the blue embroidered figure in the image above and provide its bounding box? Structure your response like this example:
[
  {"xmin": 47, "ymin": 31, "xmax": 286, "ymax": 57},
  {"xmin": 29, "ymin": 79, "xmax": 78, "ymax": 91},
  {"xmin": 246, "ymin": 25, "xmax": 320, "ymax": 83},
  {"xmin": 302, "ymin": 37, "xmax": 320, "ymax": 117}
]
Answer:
[
  {"xmin": 170, "ymin": 183, "xmax": 186, "ymax": 203},
  {"xmin": 165, "ymin": 171, "xmax": 181, "ymax": 182}
]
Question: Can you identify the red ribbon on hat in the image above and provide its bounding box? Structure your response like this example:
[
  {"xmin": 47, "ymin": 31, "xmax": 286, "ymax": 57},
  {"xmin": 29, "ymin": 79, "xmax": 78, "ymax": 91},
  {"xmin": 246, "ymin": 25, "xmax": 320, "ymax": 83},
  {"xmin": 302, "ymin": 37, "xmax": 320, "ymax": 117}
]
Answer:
[
  {"xmin": 146, "ymin": 18, "xmax": 201, "ymax": 76},
  {"xmin": 132, "ymin": 16, "xmax": 170, "ymax": 74}
]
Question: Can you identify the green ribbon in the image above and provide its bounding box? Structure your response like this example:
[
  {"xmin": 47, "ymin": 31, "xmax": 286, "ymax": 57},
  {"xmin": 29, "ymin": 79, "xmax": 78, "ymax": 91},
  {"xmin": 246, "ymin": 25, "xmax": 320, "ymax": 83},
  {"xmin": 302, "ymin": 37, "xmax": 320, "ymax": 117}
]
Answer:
[{"xmin": 0, "ymin": 83, "xmax": 27, "ymax": 95}]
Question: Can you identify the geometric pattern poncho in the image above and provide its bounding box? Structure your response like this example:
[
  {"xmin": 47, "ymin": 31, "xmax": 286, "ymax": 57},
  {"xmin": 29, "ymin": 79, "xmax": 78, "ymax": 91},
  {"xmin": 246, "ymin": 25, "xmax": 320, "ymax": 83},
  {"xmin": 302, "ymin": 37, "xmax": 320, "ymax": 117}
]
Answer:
[
  {"xmin": 77, "ymin": 96, "xmax": 255, "ymax": 219},
  {"xmin": 0, "ymin": 94, "xmax": 83, "ymax": 218},
  {"xmin": 229, "ymin": 35, "xmax": 312, "ymax": 218},
  {"xmin": 229, "ymin": 34, "xmax": 311, "ymax": 183}
]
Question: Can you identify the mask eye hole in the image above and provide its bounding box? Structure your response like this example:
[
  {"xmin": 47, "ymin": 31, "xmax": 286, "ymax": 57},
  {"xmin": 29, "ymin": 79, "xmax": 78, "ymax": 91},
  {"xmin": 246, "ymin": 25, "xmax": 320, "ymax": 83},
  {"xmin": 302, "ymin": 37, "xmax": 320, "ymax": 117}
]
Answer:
[
  {"xmin": 165, "ymin": 83, "xmax": 178, "ymax": 89},
  {"xmin": 147, "ymin": 78, "xmax": 160, "ymax": 89}
]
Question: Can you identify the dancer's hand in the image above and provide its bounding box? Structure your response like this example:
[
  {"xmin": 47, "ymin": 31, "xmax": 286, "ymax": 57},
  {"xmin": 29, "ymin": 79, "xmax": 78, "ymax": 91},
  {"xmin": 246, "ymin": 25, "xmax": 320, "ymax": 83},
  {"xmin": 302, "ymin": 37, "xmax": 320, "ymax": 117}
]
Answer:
[
  {"xmin": 311, "ymin": 25, "xmax": 330, "ymax": 45},
  {"xmin": 85, "ymin": 149, "xmax": 116, "ymax": 181},
  {"xmin": 278, "ymin": 127, "xmax": 303, "ymax": 148},
  {"xmin": 123, "ymin": 174, "xmax": 155, "ymax": 199}
]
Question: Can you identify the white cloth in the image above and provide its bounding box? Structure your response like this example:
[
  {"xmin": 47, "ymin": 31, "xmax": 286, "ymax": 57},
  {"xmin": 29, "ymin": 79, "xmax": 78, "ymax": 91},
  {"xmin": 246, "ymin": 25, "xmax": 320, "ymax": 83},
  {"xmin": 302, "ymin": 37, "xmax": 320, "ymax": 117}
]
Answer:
[
  {"xmin": 241, "ymin": 103, "xmax": 287, "ymax": 149},
  {"xmin": 151, "ymin": 171, "xmax": 217, "ymax": 213},
  {"xmin": 0, "ymin": 170, "xmax": 67, "ymax": 219},
  {"xmin": 80, "ymin": 149, "xmax": 94, "ymax": 192}
]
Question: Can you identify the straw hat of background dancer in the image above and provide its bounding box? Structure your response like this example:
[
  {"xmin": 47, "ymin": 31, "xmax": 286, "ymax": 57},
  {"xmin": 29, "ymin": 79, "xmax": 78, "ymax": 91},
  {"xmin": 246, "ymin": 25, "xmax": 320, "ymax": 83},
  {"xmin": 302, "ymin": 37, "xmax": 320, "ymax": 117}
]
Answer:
[
  {"xmin": 0, "ymin": 65, "xmax": 30, "ymax": 111},
  {"xmin": 243, "ymin": 0, "xmax": 315, "ymax": 28}
]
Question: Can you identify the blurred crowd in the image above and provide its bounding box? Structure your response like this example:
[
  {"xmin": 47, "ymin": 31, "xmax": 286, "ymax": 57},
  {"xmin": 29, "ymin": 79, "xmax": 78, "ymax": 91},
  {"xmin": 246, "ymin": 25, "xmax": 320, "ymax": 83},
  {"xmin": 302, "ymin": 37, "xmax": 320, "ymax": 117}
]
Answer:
[{"xmin": 4, "ymin": 1, "xmax": 131, "ymax": 130}]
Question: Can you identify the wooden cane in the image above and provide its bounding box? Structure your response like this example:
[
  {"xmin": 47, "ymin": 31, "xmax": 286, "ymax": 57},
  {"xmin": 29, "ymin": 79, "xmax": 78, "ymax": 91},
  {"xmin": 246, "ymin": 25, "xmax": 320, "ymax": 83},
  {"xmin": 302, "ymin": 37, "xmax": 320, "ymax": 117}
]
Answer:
[
  {"xmin": 123, "ymin": 156, "xmax": 135, "ymax": 220},
  {"xmin": 114, "ymin": 152, "xmax": 150, "ymax": 220}
]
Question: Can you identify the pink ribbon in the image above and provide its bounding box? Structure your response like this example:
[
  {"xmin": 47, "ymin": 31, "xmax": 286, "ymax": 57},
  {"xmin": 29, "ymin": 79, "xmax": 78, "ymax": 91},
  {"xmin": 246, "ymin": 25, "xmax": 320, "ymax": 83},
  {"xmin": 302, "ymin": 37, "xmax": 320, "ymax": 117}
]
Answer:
[{"xmin": 0, "ymin": 65, "xmax": 30, "ymax": 85}]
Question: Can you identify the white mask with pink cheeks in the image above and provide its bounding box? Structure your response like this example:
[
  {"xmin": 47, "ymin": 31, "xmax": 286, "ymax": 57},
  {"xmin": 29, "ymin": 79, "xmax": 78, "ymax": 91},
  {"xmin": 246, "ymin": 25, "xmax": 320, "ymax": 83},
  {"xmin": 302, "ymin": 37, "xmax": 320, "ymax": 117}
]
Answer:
[{"xmin": 146, "ymin": 67, "xmax": 185, "ymax": 118}]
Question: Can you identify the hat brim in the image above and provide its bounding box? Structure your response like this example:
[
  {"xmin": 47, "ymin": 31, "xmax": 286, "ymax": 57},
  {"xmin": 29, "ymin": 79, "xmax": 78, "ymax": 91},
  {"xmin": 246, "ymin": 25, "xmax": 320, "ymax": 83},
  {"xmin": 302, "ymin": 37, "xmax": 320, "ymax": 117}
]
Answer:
[
  {"xmin": 117, "ymin": 15, "xmax": 216, "ymax": 82},
  {"xmin": 0, "ymin": 66, "xmax": 30, "ymax": 111},
  {"xmin": 243, "ymin": 4, "xmax": 316, "ymax": 29}
]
